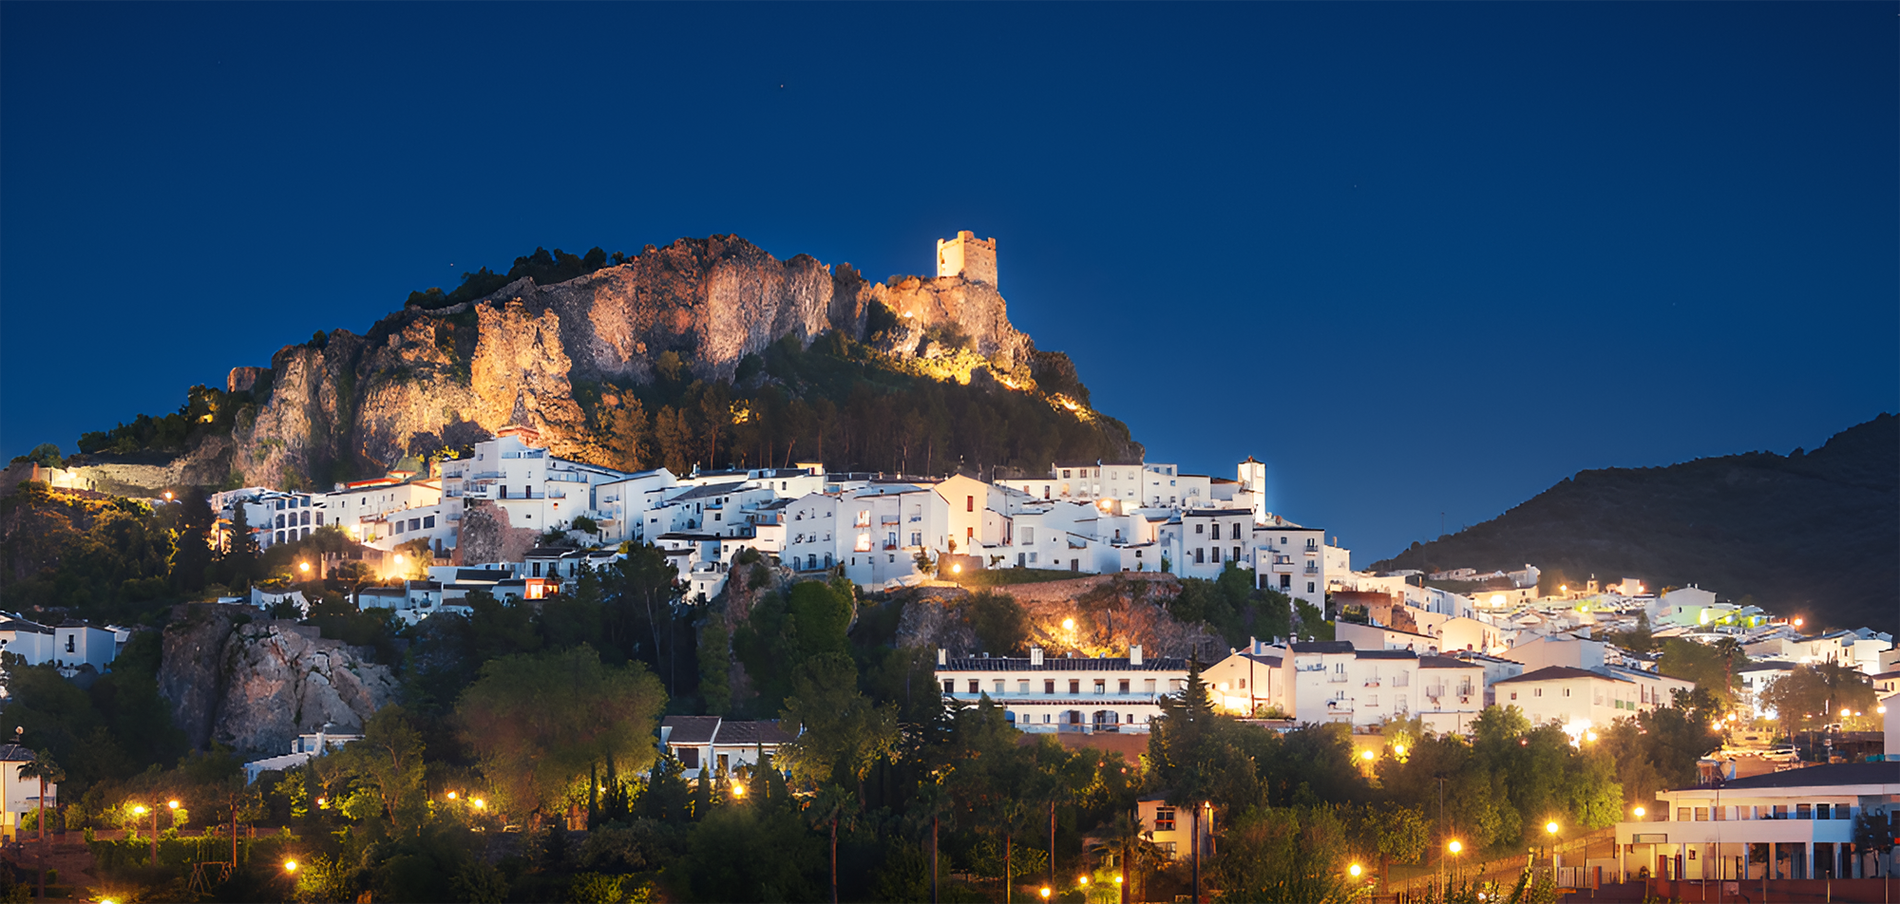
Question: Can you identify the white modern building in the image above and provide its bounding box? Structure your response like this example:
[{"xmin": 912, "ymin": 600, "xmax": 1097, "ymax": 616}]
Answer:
[{"xmin": 1614, "ymin": 762, "xmax": 1900, "ymax": 881}]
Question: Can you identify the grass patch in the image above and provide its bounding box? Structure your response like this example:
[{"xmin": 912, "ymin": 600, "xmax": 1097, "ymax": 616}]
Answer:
[{"xmin": 953, "ymin": 568, "xmax": 1085, "ymax": 588}]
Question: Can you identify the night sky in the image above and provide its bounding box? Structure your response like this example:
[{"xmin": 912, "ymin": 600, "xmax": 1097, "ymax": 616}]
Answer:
[{"xmin": 2, "ymin": 3, "xmax": 1894, "ymax": 562}]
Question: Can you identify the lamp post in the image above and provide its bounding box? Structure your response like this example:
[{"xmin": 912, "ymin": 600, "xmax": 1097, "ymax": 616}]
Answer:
[
  {"xmin": 1446, "ymin": 839, "xmax": 1463, "ymax": 894},
  {"xmin": 1546, "ymin": 821, "xmax": 1561, "ymax": 884}
]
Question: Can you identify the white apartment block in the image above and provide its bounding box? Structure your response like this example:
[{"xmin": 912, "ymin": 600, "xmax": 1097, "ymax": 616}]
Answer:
[
  {"xmin": 212, "ymin": 488, "xmax": 319, "ymax": 549},
  {"xmin": 439, "ymin": 428, "xmax": 633, "ymax": 533},
  {"xmin": 1251, "ymin": 523, "xmax": 1329, "ymax": 608},
  {"xmin": 936, "ymin": 646, "xmax": 1189, "ymax": 733},
  {"xmin": 1491, "ymin": 665, "xmax": 1695, "ymax": 734}
]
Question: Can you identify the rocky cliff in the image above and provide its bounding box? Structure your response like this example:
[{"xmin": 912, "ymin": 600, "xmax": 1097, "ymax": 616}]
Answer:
[
  {"xmin": 156, "ymin": 604, "xmax": 399, "ymax": 756},
  {"xmin": 142, "ymin": 234, "xmax": 1106, "ymax": 489}
]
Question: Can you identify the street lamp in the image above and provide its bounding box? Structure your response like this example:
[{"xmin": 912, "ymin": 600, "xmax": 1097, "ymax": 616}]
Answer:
[
  {"xmin": 299, "ymin": 561, "xmax": 311, "ymax": 574},
  {"xmin": 1040, "ymin": 887, "xmax": 1051, "ymax": 900},
  {"xmin": 284, "ymin": 860, "xmax": 298, "ymax": 873},
  {"xmin": 1633, "ymin": 806, "xmax": 1646, "ymax": 819},
  {"xmin": 1062, "ymin": 617, "xmax": 1076, "ymax": 632},
  {"xmin": 1545, "ymin": 821, "xmax": 1561, "ymax": 880},
  {"xmin": 1349, "ymin": 863, "xmax": 1363, "ymax": 879},
  {"xmin": 731, "ymin": 782, "xmax": 746, "ymax": 799}
]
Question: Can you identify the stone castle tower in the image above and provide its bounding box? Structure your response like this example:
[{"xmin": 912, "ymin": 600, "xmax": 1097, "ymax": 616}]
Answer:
[{"xmin": 936, "ymin": 231, "xmax": 998, "ymax": 287}]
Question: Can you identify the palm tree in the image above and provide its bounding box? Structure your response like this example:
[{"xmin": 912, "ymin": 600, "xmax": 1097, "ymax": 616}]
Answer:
[
  {"xmin": 17, "ymin": 750, "xmax": 63, "ymax": 902},
  {"xmin": 1104, "ymin": 811, "xmax": 1161, "ymax": 904},
  {"xmin": 806, "ymin": 784, "xmax": 858, "ymax": 904}
]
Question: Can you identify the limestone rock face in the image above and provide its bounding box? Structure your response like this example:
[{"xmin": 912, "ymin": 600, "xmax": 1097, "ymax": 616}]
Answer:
[
  {"xmin": 162, "ymin": 234, "xmax": 1047, "ymax": 487},
  {"xmin": 891, "ymin": 574, "xmax": 1225, "ymax": 662},
  {"xmin": 157, "ymin": 604, "xmax": 398, "ymax": 756}
]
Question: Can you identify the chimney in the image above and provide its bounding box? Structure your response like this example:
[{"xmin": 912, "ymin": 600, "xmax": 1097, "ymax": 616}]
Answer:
[
  {"xmin": 937, "ymin": 648, "xmax": 947, "ymax": 666},
  {"xmin": 1030, "ymin": 646, "xmax": 1044, "ymax": 666},
  {"xmin": 1130, "ymin": 645, "xmax": 1143, "ymax": 666}
]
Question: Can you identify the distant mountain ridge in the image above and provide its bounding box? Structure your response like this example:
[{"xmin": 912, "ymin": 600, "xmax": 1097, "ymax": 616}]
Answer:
[{"xmin": 1370, "ymin": 414, "xmax": 1899, "ymax": 633}]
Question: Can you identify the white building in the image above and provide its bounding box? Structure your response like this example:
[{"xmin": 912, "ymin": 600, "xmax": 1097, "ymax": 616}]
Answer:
[
  {"xmin": 936, "ymin": 646, "xmax": 1189, "ymax": 733},
  {"xmin": 1490, "ymin": 665, "xmax": 1695, "ymax": 736},
  {"xmin": 1614, "ymin": 762, "xmax": 1900, "ymax": 881},
  {"xmin": 439, "ymin": 427, "xmax": 634, "ymax": 534},
  {"xmin": 659, "ymin": 716, "xmax": 796, "ymax": 780},
  {"xmin": 242, "ymin": 729, "xmax": 363, "ymax": 784},
  {"xmin": 0, "ymin": 743, "xmax": 54, "ymax": 841},
  {"xmin": 0, "ymin": 617, "xmax": 54, "ymax": 666}
]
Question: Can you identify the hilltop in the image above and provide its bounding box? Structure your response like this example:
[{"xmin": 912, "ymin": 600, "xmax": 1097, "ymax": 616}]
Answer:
[
  {"xmin": 50, "ymin": 234, "xmax": 1140, "ymax": 492},
  {"xmin": 1371, "ymin": 414, "xmax": 1899, "ymax": 633}
]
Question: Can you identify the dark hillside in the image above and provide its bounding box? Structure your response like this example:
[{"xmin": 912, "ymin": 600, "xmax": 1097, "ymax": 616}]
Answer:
[{"xmin": 1372, "ymin": 414, "xmax": 1898, "ymax": 633}]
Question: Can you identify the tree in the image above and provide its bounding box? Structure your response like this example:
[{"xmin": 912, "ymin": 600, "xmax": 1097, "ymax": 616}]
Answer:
[
  {"xmin": 806, "ymin": 784, "xmax": 858, "ymax": 904},
  {"xmin": 16, "ymin": 750, "xmax": 63, "ymax": 849},
  {"xmin": 1760, "ymin": 663, "xmax": 1877, "ymax": 734},
  {"xmin": 321, "ymin": 705, "xmax": 428, "ymax": 830},
  {"xmin": 454, "ymin": 646, "xmax": 667, "ymax": 821},
  {"xmin": 780, "ymin": 653, "xmax": 900, "ymax": 800}
]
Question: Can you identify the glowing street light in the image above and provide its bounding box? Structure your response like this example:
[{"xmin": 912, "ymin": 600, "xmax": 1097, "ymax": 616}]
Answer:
[
  {"xmin": 1349, "ymin": 863, "xmax": 1363, "ymax": 879},
  {"xmin": 731, "ymin": 782, "xmax": 746, "ymax": 798},
  {"xmin": 1040, "ymin": 887, "xmax": 1051, "ymax": 900},
  {"xmin": 1633, "ymin": 806, "xmax": 1646, "ymax": 819},
  {"xmin": 284, "ymin": 860, "xmax": 298, "ymax": 873},
  {"xmin": 447, "ymin": 791, "xmax": 457, "ymax": 800},
  {"xmin": 1546, "ymin": 821, "xmax": 1560, "ymax": 836},
  {"xmin": 1393, "ymin": 744, "xmax": 1407, "ymax": 757},
  {"xmin": 951, "ymin": 563, "xmax": 962, "ymax": 574},
  {"xmin": 471, "ymin": 798, "xmax": 486, "ymax": 810},
  {"xmin": 1062, "ymin": 617, "xmax": 1076, "ymax": 631},
  {"xmin": 298, "ymin": 561, "xmax": 311, "ymax": 574},
  {"xmin": 1360, "ymin": 750, "xmax": 1376, "ymax": 762},
  {"xmin": 1448, "ymin": 840, "xmax": 1463, "ymax": 855}
]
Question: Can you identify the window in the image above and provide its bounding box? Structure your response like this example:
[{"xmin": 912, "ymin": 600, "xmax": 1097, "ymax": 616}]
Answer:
[
  {"xmin": 65, "ymin": 635, "xmax": 75, "ymax": 653},
  {"xmin": 1155, "ymin": 809, "xmax": 1176, "ymax": 832},
  {"xmin": 1069, "ymin": 680, "xmax": 1080, "ymax": 694},
  {"xmin": 1230, "ymin": 524, "xmax": 1241, "ymax": 539},
  {"xmin": 1093, "ymin": 680, "xmax": 1106, "ymax": 694},
  {"xmin": 943, "ymin": 680, "xmax": 954, "ymax": 693},
  {"xmin": 1796, "ymin": 804, "xmax": 1811, "ymax": 820},
  {"xmin": 994, "ymin": 680, "xmax": 1004, "ymax": 694},
  {"xmin": 1563, "ymin": 688, "xmax": 1571, "ymax": 697},
  {"xmin": 967, "ymin": 680, "xmax": 979, "ymax": 694},
  {"xmin": 1308, "ymin": 582, "xmax": 1316, "ymax": 593},
  {"xmin": 1233, "ymin": 546, "xmax": 1241, "ymax": 562},
  {"xmin": 856, "ymin": 510, "xmax": 870, "ymax": 527},
  {"xmin": 1693, "ymin": 808, "xmax": 1707, "ymax": 821},
  {"xmin": 967, "ymin": 496, "xmax": 975, "ymax": 512},
  {"xmin": 679, "ymin": 748, "xmax": 699, "ymax": 769},
  {"xmin": 423, "ymin": 515, "xmax": 435, "ymax": 528},
  {"xmin": 1062, "ymin": 470, "xmax": 1072, "ymax": 479},
  {"xmin": 1195, "ymin": 549, "xmax": 1205, "ymax": 564},
  {"xmin": 1045, "ymin": 680, "xmax": 1055, "ymax": 694},
  {"xmin": 1144, "ymin": 679, "xmax": 1157, "ymax": 693},
  {"xmin": 1118, "ymin": 680, "xmax": 1130, "ymax": 694}
]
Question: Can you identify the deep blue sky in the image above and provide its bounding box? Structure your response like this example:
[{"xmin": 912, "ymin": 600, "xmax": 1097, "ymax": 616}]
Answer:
[{"xmin": 3, "ymin": 3, "xmax": 1894, "ymax": 562}]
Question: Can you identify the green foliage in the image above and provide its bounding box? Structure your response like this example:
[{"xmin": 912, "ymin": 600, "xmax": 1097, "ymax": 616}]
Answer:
[
  {"xmin": 454, "ymin": 645, "xmax": 667, "ymax": 818},
  {"xmin": 11, "ymin": 443, "xmax": 63, "ymax": 468},
  {"xmin": 961, "ymin": 590, "xmax": 1029, "ymax": 656},
  {"xmin": 1759, "ymin": 662, "xmax": 1876, "ymax": 734},
  {"xmin": 734, "ymin": 579, "xmax": 855, "ymax": 715},
  {"xmin": 76, "ymin": 383, "xmax": 259, "ymax": 455},
  {"xmin": 1167, "ymin": 564, "xmax": 1291, "ymax": 648},
  {"xmin": 1211, "ymin": 805, "xmax": 1364, "ymax": 904},
  {"xmin": 1658, "ymin": 637, "xmax": 1742, "ymax": 706}
]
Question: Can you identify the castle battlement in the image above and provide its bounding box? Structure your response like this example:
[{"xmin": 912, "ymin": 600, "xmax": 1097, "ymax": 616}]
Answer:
[{"xmin": 936, "ymin": 230, "xmax": 997, "ymax": 287}]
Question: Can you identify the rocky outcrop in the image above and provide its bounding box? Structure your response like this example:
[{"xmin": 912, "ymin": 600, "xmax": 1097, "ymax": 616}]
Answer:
[
  {"xmin": 151, "ymin": 234, "xmax": 1066, "ymax": 489},
  {"xmin": 892, "ymin": 574, "xmax": 1227, "ymax": 661},
  {"xmin": 456, "ymin": 502, "xmax": 538, "ymax": 567},
  {"xmin": 157, "ymin": 604, "xmax": 398, "ymax": 756}
]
